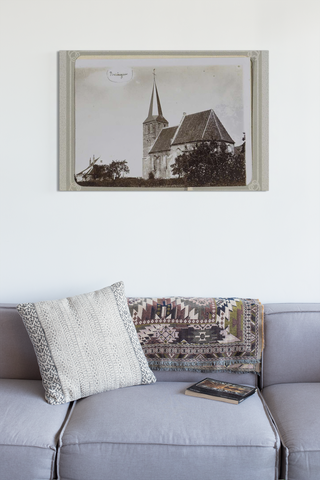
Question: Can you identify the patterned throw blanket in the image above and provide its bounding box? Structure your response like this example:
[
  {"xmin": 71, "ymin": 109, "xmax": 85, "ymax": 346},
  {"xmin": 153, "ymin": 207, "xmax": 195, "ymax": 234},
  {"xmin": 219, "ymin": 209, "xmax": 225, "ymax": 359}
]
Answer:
[{"xmin": 128, "ymin": 297, "xmax": 264, "ymax": 374}]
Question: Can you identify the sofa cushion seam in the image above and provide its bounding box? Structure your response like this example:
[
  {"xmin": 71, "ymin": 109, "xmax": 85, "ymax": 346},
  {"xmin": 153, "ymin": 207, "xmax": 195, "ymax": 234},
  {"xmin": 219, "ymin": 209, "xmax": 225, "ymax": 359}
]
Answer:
[
  {"xmin": 56, "ymin": 400, "xmax": 77, "ymax": 480},
  {"xmin": 289, "ymin": 448, "xmax": 320, "ymax": 453},
  {"xmin": 61, "ymin": 441, "xmax": 276, "ymax": 448},
  {"xmin": 257, "ymin": 389, "xmax": 281, "ymax": 480},
  {"xmin": 0, "ymin": 443, "xmax": 56, "ymax": 450},
  {"xmin": 50, "ymin": 450, "xmax": 55, "ymax": 480}
]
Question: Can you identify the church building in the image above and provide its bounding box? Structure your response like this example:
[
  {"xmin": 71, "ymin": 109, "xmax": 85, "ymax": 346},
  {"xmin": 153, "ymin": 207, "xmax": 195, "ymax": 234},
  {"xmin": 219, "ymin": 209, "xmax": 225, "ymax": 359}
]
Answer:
[{"xmin": 142, "ymin": 76, "xmax": 235, "ymax": 180}]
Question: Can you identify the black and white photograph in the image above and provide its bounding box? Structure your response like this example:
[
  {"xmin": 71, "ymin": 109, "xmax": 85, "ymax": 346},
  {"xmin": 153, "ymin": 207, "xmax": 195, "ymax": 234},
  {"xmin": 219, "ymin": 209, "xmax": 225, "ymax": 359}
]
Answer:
[{"xmin": 73, "ymin": 54, "xmax": 252, "ymax": 189}]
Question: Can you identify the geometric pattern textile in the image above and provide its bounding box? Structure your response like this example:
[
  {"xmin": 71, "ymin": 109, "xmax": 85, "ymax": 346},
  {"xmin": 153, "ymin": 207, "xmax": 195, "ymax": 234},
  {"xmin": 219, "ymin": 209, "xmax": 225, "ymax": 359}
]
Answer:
[
  {"xmin": 128, "ymin": 297, "xmax": 264, "ymax": 375},
  {"xmin": 16, "ymin": 282, "xmax": 156, "ymax": 405}
]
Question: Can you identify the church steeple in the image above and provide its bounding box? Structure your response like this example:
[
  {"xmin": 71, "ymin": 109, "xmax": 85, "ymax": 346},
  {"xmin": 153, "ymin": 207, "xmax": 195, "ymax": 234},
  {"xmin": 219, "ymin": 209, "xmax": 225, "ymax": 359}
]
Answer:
[
  {"xmin": 144, "ymin": 71, "xmax": 168, "ymax": 124},
  {"xmin": 143, "ymin": 71, "xmax": 169, "ymax": 159}
]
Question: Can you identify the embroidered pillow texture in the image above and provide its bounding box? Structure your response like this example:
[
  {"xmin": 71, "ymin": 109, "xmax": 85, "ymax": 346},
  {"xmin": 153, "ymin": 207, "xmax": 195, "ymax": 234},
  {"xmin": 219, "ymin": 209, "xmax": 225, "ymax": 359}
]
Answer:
[
  {"xmin": 17, "ymin": 282, "xmax": 156, "ymax": 405},
  {"xmin": 128, "ymin": 297, "xmax": 264, "ymax": 374}
]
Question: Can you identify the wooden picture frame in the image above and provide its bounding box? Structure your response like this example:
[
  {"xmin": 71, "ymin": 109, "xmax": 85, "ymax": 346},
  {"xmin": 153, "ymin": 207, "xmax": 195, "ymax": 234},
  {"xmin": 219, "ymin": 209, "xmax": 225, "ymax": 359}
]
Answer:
[{"xmin": 59, "ymin": 50, "xmax": 268, "ymax": 191}]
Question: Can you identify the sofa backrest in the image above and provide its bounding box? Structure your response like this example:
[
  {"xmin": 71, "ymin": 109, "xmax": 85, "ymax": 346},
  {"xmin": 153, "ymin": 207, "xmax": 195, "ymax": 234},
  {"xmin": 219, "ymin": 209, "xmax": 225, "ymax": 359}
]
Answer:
[
  {"xmin": 261, "ymin": 303, "xmax": 320, "ymax": 389},
  {"xmin": 3, "ymin": 301, "xmax": 320, "ymax": 386},
  {"xmin": 0, "ymin": 304, "xmax": 41, "ymax": 380},
  {"xmin": 0, "ymin": 302, "xmax": 258, "ymax": 385}
]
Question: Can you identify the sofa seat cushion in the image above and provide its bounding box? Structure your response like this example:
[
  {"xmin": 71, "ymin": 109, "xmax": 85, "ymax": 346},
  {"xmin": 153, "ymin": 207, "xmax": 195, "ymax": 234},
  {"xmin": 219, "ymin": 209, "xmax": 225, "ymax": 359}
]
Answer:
[
  {"xmin": 59, "ymin": 381, "xmax": 280, "ymax": 480},
  {"xmin": 263, "ymin": 383, "xmax": 320, "ymax": 480},
  {"xmin": 0, "ymin": 379, "xmax": 71, "ymax": 480}
]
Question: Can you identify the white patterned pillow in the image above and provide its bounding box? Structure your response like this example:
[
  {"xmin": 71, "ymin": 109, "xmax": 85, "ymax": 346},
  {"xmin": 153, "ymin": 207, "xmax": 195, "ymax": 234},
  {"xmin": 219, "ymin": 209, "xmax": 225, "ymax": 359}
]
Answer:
[{"xmin": 17, "ymin": 281, "xmax": 156, "ymax": 404}]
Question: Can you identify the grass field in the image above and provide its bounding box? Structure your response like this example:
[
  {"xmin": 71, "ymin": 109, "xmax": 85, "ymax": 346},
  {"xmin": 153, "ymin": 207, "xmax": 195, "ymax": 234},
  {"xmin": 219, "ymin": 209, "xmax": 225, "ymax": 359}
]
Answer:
[{"xmin": 76, "ymin": 177, "xmax": 246, "ymax": 188}]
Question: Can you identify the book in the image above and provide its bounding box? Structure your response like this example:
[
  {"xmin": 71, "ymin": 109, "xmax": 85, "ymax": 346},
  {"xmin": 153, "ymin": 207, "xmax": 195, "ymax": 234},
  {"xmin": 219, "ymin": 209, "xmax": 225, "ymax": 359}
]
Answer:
[{"xmin": 185, "ymin": 377, "xmax": 256, "ymax": 405}]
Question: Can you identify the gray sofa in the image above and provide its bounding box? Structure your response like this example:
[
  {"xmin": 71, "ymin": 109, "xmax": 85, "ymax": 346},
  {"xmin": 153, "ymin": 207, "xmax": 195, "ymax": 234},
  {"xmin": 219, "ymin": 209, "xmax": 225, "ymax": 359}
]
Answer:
[{"xmin": 0, "ymin": 302, "xmax": 319, "ymax": 480}]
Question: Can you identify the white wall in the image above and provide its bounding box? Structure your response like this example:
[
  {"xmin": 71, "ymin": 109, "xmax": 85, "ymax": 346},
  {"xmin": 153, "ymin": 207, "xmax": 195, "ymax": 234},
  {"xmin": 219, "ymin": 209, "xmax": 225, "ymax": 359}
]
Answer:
[{"xmin": 0, "ymin": 0, "xmax": 319, "ymax": 304}]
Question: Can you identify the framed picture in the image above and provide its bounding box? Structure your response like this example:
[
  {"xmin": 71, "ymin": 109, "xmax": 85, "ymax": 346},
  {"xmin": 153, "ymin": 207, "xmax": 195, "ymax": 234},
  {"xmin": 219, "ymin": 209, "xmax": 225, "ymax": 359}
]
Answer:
[{"xmin": 59, "ymin": 50, "xmax": 268, "ymax": 191}]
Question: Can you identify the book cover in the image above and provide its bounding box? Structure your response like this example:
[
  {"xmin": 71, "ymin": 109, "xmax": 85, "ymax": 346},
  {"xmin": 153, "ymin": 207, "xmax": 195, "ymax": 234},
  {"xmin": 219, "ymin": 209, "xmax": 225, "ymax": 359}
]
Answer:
[{"xmin": 185, "ymin": 378, "xmax": 256, "ymax": 405}]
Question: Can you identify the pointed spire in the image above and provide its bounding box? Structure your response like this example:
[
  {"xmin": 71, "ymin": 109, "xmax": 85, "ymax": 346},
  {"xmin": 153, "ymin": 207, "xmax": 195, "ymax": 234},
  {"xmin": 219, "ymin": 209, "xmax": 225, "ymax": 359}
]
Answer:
[{"xmin": 144, "ymin": 70, "xmax": 168, "ymax": 124}]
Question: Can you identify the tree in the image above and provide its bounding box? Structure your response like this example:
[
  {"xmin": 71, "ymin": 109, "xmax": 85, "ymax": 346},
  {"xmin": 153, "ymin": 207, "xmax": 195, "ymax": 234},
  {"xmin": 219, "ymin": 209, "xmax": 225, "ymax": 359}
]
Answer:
[
  {"xmin": 102, "ymin": 160, "xmax": 130, "ymax": 180},
  {"xmin": 170, "ymin": 140, "xmax": 245, "ymax": 187}
]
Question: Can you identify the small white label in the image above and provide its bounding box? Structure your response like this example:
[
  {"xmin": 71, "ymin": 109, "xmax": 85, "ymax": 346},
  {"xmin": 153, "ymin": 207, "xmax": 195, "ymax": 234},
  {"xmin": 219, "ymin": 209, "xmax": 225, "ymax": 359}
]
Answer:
[{"xmin": 107, "ymin": 67, "xmax": 133, "ymax": 83}]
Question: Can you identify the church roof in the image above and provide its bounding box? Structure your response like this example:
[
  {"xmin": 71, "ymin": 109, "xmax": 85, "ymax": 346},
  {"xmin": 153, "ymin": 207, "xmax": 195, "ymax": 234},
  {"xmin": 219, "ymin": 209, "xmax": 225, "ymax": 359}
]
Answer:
[
  {"xmin": 149, "ymin": 126, "xmax": 179, "ymax": 154},
  {"xmin": 143, "ymin": 79, "xmax": 168, "ymax": 125},
  {"xmin": 149, "ymin": 109, "xmax": 234, "ymax": 155},
  {"xmin": 172, "ymin": 109, "xmax": 234, "ymax": 145}
]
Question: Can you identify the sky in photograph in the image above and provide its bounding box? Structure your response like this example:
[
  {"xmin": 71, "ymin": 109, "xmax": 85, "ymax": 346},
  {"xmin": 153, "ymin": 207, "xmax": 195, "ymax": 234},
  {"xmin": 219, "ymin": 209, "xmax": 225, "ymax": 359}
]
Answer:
[{"xmin": 75, "ymin": 56, "xmax": 251, "ymax": 178}]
